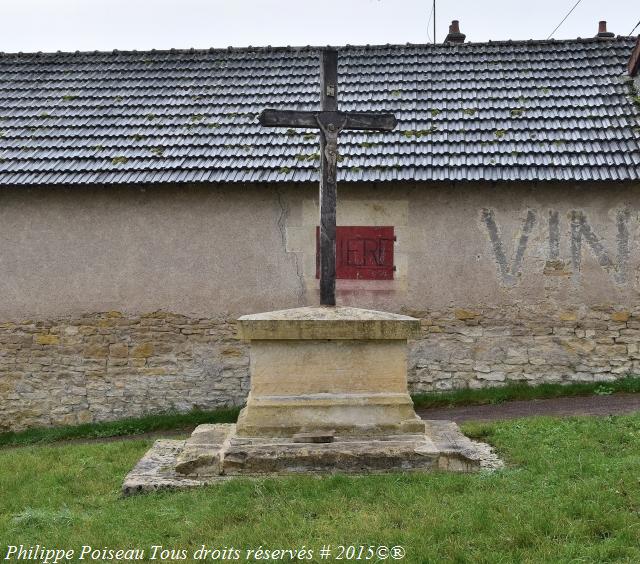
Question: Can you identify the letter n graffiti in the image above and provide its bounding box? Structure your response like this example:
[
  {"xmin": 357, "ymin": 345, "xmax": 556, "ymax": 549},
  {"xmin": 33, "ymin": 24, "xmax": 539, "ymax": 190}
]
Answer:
[{"xmin": 570, "ymin": 209, "xmax": 630, "ymax": 284}]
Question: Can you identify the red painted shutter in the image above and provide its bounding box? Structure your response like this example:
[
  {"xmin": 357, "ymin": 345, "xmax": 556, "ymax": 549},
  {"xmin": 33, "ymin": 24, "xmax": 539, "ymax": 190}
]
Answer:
[{"xmin": 316, "ymin": 226, "xmax": 395, "ymax": 280}]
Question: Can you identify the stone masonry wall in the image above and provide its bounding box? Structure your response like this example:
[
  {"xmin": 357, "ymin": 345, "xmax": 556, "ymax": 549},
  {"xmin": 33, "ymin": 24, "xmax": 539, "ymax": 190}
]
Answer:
[
  {"xmin": 3, "ymin": 304, "xmax": 639, "ymax": 431},
  {"xmin": 0, "ymin": 311, "xmax": 249, "ymax": 432},
  {"xmin": 407, "ymin": 304, "xmax": 640, "ymax": 392}
]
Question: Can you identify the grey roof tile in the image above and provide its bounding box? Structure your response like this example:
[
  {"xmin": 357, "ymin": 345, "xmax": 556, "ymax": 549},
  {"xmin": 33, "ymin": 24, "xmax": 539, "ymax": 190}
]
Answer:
[{"xmin": 0, "ymin": 38, "xmax": 639, "ymax": 185}]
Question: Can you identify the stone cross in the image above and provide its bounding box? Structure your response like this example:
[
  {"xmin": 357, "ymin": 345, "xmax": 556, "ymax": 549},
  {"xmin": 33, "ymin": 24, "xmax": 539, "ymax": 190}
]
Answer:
[{"xmin": 259, "ymin": 49, "xmax": 397, "ymax": 306}]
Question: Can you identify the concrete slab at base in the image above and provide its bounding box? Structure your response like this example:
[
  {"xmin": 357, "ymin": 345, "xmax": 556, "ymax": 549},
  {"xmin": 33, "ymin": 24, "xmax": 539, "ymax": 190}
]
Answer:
[{"xmin": 122, "ymin": 421, "xmax": 504, "ymax": 496}]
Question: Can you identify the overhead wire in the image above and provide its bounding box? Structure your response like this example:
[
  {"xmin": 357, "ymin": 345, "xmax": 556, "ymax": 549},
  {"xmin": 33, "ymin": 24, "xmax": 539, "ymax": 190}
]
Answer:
[
  {"xmin": 547, "ymin": 0, "xmax": 584, "ymax": 39},
  {"xmin": 427, "ymin": 0, "xmax": 435, "ymax": 43},
  {"xmin": 630, "ymin": 19, "xmax": 640, "ymax": 36}
]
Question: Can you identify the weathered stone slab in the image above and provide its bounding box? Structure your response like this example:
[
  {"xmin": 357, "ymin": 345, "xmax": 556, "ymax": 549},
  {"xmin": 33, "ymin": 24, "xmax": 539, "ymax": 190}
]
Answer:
[
  {"xmin": 222, "ymin": 433, "xmax": 439, "ymax": 475},
  {"xmin": 237, "ymin": 306, "xmax": 420, "ymax": 340},
  {"xmin": 175, "ymin": 424, "xmax": 234, "ymax": 476},
  {"xmin": 121, "ymin": 420, "xmax": 503, "ymax": 495},
  {"xmin": 236, "ymin": 392, "xmax": 425, "ymax": 437},
  {"xmin": 122, "ymin": 439, "xmax": 227, "ymax": 496},
  {"xmin": 292, "ymin": 430, "xmax": 335, "ymax": 443},
  {"xmin": 425, "ymin": 420, "xmax": 502, "ymax": 471}
]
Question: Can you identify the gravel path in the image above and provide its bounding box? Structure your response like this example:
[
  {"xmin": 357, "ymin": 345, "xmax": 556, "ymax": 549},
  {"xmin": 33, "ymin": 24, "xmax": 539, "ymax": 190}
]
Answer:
[{"xmin": 416, "ymin": 393, "xmax": 640, "ymax": 423}]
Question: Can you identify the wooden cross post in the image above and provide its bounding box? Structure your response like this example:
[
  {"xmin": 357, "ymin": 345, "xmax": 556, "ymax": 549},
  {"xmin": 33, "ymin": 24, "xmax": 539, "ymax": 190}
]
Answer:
[{"xmin": 259, "ymin": 49, "xmax": 397, "ymax": 306}]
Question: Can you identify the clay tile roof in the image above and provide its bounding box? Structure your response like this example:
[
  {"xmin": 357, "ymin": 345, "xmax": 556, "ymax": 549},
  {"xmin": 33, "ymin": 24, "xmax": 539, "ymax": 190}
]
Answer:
[{"xmin": 0, "ymin": 37, "xmax": 639, "ymax": 186}]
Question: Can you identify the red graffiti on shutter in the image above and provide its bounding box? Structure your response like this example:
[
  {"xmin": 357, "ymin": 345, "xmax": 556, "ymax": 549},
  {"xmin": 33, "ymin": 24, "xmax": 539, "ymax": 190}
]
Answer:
[{"xmin": 316, "ymin": 226, "xmax": 395, "ymax": 280}]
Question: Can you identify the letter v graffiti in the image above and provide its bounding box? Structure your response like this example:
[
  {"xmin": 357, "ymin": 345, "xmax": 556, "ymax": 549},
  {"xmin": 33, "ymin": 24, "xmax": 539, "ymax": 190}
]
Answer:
[{"xmin": 481, "ymin": 208, "xmax": 536, "ymax": 286}]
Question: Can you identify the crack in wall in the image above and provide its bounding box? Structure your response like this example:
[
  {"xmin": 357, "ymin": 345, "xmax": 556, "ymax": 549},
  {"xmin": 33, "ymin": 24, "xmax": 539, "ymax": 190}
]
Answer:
[
  {"xmin": 548, "ymin": 210, "xmax": 560, "ymax": 260},
  {"xmin": 276, "ymin": 187, "xmax": 306, "ymax": 304}
]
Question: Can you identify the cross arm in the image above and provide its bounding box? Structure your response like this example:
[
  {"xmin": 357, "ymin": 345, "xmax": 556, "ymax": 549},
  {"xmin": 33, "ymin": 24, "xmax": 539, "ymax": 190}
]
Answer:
[{"xmin": 259, "ymin": 109, "xmax": 397, "ymax": 131}]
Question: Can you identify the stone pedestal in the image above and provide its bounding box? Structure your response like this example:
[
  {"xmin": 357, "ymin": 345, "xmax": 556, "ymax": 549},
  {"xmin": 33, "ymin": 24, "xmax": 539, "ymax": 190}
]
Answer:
[
  {"xmin": 123, "ymin": 307, "xmax": 502, "ymax": 494},
  {"xmin": 235, "ymin": 306, "xmax": 424, "ymax": 437}
]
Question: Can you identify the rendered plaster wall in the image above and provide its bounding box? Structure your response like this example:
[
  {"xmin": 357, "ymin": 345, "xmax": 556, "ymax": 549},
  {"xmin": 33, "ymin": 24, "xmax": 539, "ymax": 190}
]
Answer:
[
  {"xmin": 0, "ymin": 184, "xmax": 302, "ymax": 319},
  {"xmin": 2, "ymin": 181, "xmax": 640, "ymax": 429}
]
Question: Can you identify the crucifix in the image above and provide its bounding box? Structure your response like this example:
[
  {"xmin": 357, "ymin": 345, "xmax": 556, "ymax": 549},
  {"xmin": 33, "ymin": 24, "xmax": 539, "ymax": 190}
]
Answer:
[{"xmin": 259, "ymin": 49, "xmax": 397, "ymax": 306}]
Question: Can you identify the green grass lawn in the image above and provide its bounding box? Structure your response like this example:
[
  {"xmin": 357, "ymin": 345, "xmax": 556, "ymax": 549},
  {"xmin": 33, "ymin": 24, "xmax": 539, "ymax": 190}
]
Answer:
[{"xmin": 2, "ymin": 415, "xmax": 640, "ymax": 563}]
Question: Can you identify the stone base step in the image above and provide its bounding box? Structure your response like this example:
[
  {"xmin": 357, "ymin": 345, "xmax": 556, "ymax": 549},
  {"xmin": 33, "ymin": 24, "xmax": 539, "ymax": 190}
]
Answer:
[{"xmin": 122, "ymin": 420, "xmax": 504, "ymax": 496}]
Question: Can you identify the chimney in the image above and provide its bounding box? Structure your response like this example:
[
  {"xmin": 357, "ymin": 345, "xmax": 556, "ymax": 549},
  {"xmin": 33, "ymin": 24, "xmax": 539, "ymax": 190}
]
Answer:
[
  {"xmin": 596, "ymin": 20, "xmax": 614, "ymax": 38},
  {"xmin": 444, "ymin": 20, "xmax": 466, "ymax": 44}
]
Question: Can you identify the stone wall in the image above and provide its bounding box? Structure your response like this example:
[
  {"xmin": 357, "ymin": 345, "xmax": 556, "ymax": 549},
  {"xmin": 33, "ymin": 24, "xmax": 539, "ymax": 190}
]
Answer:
[
  {"xmin": 0, "ymin": 311, "xmax": 248, "ymax": 432},
  {"xmin": 407, "ymin": 305, "xmax": 639, "ymax": 392},
  {"xmin": 4, "ymin": 303, "xmax": 639, "ymax": 431}
]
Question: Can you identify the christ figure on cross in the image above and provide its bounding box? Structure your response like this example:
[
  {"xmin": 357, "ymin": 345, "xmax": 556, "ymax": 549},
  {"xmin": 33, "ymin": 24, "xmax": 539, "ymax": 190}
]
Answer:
[{"xmin": 259, "ymin": 49, "xmax": 397, "ymax": 306}]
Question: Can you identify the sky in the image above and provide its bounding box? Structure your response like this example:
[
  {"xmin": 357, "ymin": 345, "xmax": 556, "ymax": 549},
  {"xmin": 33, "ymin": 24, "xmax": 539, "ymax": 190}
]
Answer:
[{"xmin": 1, "ymin": 0, "xmax": 638, "ymax": 53}]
